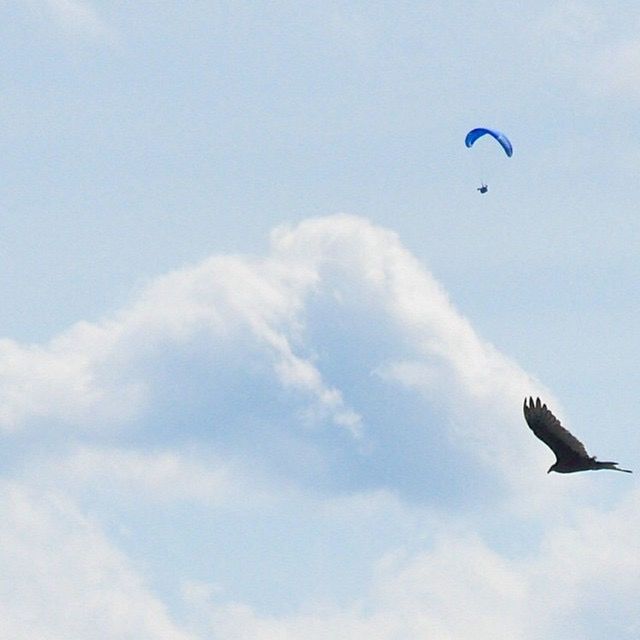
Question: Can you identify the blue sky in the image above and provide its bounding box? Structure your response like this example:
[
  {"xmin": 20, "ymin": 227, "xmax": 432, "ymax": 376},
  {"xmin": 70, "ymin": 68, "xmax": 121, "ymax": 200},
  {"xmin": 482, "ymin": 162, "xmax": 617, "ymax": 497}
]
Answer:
[{"xmin": 2, "ymin": 2, "xmax": 640, "ymax": 638}]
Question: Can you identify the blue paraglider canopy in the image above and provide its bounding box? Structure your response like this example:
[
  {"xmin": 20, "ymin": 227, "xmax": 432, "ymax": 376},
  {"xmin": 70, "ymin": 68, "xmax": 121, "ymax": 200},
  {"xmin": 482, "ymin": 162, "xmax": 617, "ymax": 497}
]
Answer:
[{"xmin": 465, "ymin": 128, "xmax": 513, "ymax": 157}]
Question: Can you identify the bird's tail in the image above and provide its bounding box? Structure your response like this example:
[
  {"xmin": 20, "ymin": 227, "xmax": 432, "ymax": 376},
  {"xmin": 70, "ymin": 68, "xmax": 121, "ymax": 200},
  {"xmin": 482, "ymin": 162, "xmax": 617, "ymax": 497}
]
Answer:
[{"xmin": 599, "ymin": 461, "xmax": 632, "ymax": 473}]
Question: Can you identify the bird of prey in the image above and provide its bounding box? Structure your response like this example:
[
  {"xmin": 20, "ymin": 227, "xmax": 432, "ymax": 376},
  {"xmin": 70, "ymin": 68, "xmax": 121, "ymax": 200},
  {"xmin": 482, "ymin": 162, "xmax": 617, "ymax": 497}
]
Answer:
[{"xmin": 523, "ymin": 397, "xmax": 632, "ymax": 474}]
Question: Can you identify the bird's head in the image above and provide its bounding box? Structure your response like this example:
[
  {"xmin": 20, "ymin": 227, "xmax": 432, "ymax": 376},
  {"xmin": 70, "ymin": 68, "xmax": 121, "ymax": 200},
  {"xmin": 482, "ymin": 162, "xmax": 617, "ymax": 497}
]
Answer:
[{"xmin": 547, "ymin": 463, "xmax": 557, "ymax": 474}]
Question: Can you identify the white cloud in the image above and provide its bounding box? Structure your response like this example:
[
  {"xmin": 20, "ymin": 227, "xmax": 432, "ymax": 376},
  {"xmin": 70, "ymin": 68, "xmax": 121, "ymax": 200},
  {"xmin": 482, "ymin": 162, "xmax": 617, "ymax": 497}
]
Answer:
[
  {"xmin": 0, "ymin": 481, "xmax": 197, "ymax": 640},
  {"xmin": 8, "ymin": 213, "xmax": 634, "ymax": 639},
  {"xmin": 0, "ymin": 214, "xmax": 556, "ymax": 498},
  {"xmin": 36, "ymin": 446, "xmax": 241, "ymax": 506},
  {"xmin": 0, "ymin": 247, "xmax": 358, "ymax": 436},
  {"xmin": 4, "ymin": 472, "xmax": 639, "ymax": 640},
  {"xmin": 0, "ymin": 320, "xmax": 143, "ymax": 430},
  {"xmin": 22, "ymin": 0, "xmax": 113, "ymax": 41},
  {"xmin": 538, "ymin": 0, "xmax": 602, "ymax": 44},
  {"xmin": 268, "ymin": 216, "xmax": 554, "ymax": 496},
  {"xmin": 528, "ymin": 489, "xmax": 640, "ymax": 623},
  {"xmin": 183, "ymin": 487, "xmax": 640, "ymax": 640},
  {"xmin": 534, "ymin": 2, "xmax": 640, "ymax": 102},
  {"xmin": 592, "ymin": 39, "xmax": 640, "ymax": 99},
  {"xmin": 41, "ymin": 0, "xmax": 111, "ymax": 39},
  {"xmin": 196, "ymin": 536, "xmax": 525, "ymax": 640},
  {"xmin": 5, "ymin": 468, "xmax": 638, "ymax": 640}
]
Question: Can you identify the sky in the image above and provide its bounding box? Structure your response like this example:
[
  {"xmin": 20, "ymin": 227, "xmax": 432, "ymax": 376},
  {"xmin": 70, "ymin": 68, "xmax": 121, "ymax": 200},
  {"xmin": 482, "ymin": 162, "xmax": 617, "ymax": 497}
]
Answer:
[{"xmin": 1, "ymin": 1, "xmax": 640, "ymax": 638}]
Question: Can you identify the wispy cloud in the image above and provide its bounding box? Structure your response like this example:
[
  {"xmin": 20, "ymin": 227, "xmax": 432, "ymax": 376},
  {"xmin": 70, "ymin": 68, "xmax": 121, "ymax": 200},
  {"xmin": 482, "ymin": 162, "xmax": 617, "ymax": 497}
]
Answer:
[
  {"xmin": 27, "ymin": 0, "xmax": 113, "ymax": 41},
  {"xmin": 534, "ymin": 2, "xmax": 640, "ymax": 102}
]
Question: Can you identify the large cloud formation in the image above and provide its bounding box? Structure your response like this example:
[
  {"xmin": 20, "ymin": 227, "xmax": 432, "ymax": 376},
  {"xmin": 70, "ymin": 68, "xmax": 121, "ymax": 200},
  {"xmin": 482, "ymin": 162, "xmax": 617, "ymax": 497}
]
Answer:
[{"xmin": 1, "ymin": 215, "xmax": 636, "ymax": 639}]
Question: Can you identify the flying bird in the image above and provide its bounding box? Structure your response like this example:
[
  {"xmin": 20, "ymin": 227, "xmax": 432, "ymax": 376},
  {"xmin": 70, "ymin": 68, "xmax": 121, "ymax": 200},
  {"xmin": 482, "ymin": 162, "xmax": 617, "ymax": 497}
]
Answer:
[{"xmin": 523, "ymin": 397, "xmax": 632, "ymax": 474}]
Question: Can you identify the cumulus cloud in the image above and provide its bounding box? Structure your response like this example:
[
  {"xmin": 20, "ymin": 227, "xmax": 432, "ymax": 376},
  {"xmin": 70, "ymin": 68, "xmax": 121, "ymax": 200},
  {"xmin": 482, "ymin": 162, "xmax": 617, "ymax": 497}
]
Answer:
[
  {"xmin": 0, "ymin": 215, "xmax": 544, "ymax": 467},
  {"xmin": 0, "ymin": 214, "xmax": 574, "ymax": 521}
]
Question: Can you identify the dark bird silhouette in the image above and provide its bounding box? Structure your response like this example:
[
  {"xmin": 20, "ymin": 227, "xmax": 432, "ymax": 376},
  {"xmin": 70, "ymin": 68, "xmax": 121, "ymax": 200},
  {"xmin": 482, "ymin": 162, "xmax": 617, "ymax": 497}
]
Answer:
[{"xmin": 523, "ymin": 397, "xmax": 632, "ymax": 474}]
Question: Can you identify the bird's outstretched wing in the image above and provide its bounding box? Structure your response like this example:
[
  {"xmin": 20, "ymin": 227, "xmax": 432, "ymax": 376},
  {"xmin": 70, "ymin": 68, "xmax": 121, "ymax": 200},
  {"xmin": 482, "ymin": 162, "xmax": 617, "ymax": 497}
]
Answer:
[{"xmin": 523, "ymin": 397, "xmax": 589, "ymax": 462}]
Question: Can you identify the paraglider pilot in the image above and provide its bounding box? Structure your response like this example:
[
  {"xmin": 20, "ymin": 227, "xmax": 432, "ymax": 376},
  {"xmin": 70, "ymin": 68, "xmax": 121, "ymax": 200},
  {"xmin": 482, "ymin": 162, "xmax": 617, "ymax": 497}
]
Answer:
[{"xmin": 477, "ymin": 183, "xmax": 488, "ymax": 194}]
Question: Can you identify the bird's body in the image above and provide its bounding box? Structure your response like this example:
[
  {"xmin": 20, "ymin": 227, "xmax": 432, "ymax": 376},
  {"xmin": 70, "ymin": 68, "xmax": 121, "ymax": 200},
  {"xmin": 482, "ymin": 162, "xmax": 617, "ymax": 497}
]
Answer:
[
  {"xmin": 523, "ymin": 397, "xmax": 632, "ymax": 474},
  {"xmin": 547, "ymin": 458, "xmax": 626, "ymax": 474}
]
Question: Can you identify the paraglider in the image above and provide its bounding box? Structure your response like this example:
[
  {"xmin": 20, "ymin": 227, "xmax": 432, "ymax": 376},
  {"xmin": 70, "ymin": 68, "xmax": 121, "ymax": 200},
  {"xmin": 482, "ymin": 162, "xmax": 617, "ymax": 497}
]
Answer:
[
  {"xmin": 465, "ymin": 128, "xmax": 513, "ymax": 157},
  {"xmin": 465, "ymin": 127, "xmax": 512, "ymax": 193}
]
